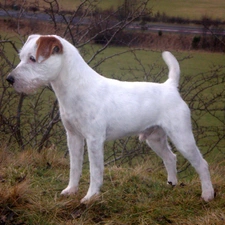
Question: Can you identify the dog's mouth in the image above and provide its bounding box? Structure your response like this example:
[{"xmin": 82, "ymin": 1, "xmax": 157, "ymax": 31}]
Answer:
[
  {"xmin": 7, "ymin": 76, "xmax": 47, "ymax": 95},
  {"xmin": 6, "ymin": 76, "xmax": 31, "ymax": 94}
]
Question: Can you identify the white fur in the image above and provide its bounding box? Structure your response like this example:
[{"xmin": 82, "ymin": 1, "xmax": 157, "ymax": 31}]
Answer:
[{"xmin": 7, "ymin": 35, "xmax": 214, "ymax": 203}]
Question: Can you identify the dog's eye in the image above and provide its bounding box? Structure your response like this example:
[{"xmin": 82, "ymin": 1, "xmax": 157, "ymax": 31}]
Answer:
[{"xmin": 29, "ymin": 56, "xmax": 36, "ymax": 62}]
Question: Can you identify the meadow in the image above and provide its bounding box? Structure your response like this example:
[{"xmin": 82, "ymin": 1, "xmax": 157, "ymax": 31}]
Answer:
[
  {"xmin": 37, "ymin": 0, "xmax": 225, "ymax": 20},
  {"xmin": 0, "ymin": 145, "xmax": 225, "ymax": 224}
]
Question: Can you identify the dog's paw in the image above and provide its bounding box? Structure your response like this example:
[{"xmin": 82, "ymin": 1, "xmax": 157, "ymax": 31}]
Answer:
[
  {"xmin": 60, "ymin": 186, "xmax": 78, "ymax": 196},
  {"xmin": 80, "ymin": 193, "xmax": 100, "ymax": 204},
  {"xmin": 201, "ymin": 189, "xmax": 214, "ymax": 202},
  {"xmin": 167, "ymin": 181, "xmax": 176, "ymax": 186},
  {"xmin": 167, "ymin": 179, "xmax": 177, "ymax": 186}
]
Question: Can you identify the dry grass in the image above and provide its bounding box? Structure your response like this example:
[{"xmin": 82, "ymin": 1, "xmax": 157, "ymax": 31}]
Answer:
[{"xmin": 0, "ymin": 145, "xmax": 225, "ymax": 224}]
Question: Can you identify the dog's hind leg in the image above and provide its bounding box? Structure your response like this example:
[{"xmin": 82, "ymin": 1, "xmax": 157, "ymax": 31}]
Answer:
[
  {"xmin": 166, "ymin": 121, "xmax": 214, "ymax": 201},
  {"xmin": 142, "ymin": 126, "xmax": 178, "ymax": 186}
]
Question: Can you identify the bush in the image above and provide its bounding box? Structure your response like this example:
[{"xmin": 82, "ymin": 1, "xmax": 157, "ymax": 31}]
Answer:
[
  {"xmin": 192, "ymin": 36, "xmax": 201, "ymax": 49},
  {"xmin": 158, "ymin": 30, "xmax": 162, "ymax": 36}
]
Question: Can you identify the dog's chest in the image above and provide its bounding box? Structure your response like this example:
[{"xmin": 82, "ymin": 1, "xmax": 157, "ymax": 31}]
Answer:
[{"xmin": 61, "ymin": 113, "xmax": 82, "ymax": 135}]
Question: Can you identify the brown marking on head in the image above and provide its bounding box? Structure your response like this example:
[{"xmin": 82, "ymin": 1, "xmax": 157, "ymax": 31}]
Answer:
[{"xmin": 36, "ymin": 36, "xmax": 63, "ymax": 62}]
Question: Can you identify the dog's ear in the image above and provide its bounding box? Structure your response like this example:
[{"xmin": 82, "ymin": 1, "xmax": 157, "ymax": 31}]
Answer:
[
  {"xmin": 26, "ymin": 34, "xmax": 41, "ymax": 44},
  {"xmin": 36, "ymin": 36, "xmax": 63, "ymax": 63}
]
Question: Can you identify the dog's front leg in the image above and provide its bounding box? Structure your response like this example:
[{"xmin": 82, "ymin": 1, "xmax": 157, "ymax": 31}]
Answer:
[
  {"xmin": 61, "ymin": 132, "xmax": 84, "ymax": 196},
  {"xmin": 81, "ymin": 137, "xmax": 104, "ymax": 203}
]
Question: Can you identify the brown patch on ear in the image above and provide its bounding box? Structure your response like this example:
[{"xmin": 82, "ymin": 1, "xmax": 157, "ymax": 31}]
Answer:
[{"xmin": 36, "ymin": 36, "xmax": 63, "ymax": 62}]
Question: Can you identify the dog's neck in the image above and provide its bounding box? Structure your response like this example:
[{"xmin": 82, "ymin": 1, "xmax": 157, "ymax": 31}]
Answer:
[{"xmin": 50, "ymin": 41, "xmax": 103, "ymax": 109}]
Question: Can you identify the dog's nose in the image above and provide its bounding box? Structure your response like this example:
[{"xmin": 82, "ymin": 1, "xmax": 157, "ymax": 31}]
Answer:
[{"xmin": 6, "ymin": 75, "xmax": 15, "ymax": 85}]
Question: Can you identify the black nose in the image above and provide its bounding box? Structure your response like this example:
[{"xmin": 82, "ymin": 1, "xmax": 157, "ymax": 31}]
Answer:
[{"xmin": 6, "ymin": 75, "xmax": 15, "ymax": 85}]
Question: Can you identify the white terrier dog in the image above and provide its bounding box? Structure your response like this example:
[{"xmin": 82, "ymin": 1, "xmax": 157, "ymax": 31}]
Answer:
[{"xmin": 7, "ymin": 35, "xmax": 214, "ymax": 203}]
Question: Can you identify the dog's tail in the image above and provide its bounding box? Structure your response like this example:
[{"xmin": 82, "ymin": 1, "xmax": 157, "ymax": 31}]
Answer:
[{"xmin": 162, "ymin": 51, "xmax": 180, "ymax": 87}]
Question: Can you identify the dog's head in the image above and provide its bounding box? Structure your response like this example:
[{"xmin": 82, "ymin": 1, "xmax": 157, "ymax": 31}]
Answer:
[{"xmin": 6, "ymin": 35, "xmax": 63, "ymax": 94}]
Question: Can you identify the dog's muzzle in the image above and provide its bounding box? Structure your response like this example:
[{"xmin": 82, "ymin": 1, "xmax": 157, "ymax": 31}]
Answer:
[{"xmin": 6, "ymin": 75, "xmax": 15, "ymax": 85}]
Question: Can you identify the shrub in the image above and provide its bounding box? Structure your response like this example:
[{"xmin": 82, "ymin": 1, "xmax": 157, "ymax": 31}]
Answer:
[
  {"xmin": 191, "ymin": 36, "xmax": 201, "ymax": 49},
  {"xmin": 158, "ymin": 30, "xmax": 162, "ymax": 36}
]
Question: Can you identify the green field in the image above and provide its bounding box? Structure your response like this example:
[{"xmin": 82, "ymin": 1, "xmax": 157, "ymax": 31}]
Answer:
[
  {"xmin": 151, "ymin": 0, "xmax": 225, "ymax": 19},
  {"xmin": 86, "ymin": 46, "xmax": 225, "ymax": 77},
  {"xmin": 53, "ymin": 0, "xmax": 225, "ymax": 20},
  {"xmin": 19, "ymin": 0, "xmax": 225, "ymax": 20}
]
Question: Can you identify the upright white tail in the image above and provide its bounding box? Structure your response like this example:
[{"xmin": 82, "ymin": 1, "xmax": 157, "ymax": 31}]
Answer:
[{"xmin": 162, "ymin": 51, "xmax": 180, "ymax": 87}]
